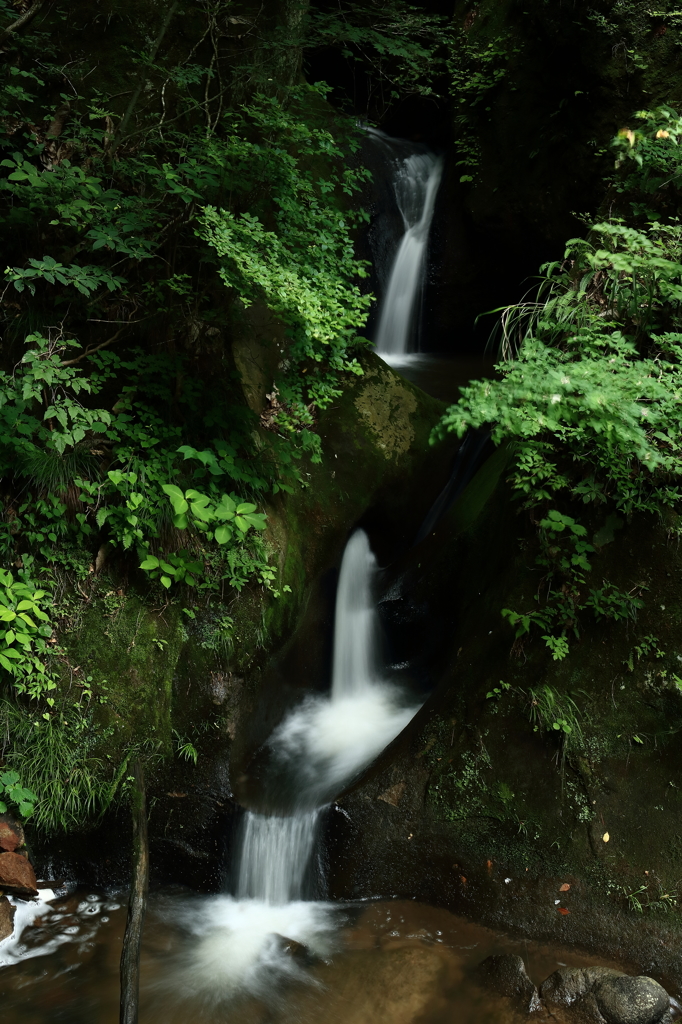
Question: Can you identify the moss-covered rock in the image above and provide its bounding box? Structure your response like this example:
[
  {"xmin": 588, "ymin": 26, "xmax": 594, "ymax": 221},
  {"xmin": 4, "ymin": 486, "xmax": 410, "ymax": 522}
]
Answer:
[{"xmin": 31, "ymin": 354, "xmax": 450, "ymax": 885}]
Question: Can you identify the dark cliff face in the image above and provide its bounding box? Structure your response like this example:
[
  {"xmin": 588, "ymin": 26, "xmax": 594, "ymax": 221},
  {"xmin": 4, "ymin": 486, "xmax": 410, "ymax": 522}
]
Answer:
[
  {"xmin": 323, "ymin": 443, "xmax": 682, "ymax": 983},
  {"xmin": 415, "ymin": 0, "xmax": 682, "ymax": 355}
]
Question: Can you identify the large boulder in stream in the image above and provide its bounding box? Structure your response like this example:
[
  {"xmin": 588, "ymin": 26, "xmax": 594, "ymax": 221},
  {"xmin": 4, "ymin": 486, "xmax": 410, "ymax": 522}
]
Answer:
[
  {"xmin": 540, "ymin": 967, "xmax": 671, "ymax": 1024},
  {"xmin": 472, "ymin": 954, "xmax": 539, "ymax": 1010}
]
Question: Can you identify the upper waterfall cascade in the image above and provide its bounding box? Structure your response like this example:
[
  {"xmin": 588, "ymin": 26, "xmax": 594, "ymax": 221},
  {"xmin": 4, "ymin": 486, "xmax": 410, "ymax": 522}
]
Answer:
[{"xmin": 370, "ymin": 131, "xmax": 443, "ymax": 362}]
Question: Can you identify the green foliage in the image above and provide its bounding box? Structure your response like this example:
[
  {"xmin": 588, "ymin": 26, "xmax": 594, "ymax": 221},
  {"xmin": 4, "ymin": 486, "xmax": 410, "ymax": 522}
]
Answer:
[
  {"xmin": 528, "ymin": 684, "xmax": 584, "ymax": 762},
  {"xmin": 0, "ymin": 333, "xmax": 278, "ymax": 602},
  {"xmin": 448, "ymin": 31, "xmax": 520, "ymax": 182},
  {"xmin": 197, "ymin": 88, "xmax": 372, "ymax": 430},
  {"xmin": 0, "ymin": 699, "xmax": 123, "ymax": 832},
  {"xmin": 5, "ymin": 256, "xmax": 126, "ymax": 297},
  {"xmin": 434, "ymin": 106, "xmax": 682, "ymax": 657},
  {"xmin": 0, "ymin": 569, "xmax": 56, "ymax": 700},
  {"xmin": 485, "ymin": 680, "xmax": 510, "ymax": 699},
  {"xmin": 500, "ymin": 508, "xmax": 642, "ymax": 656},
  {"xmin": 0, "ymin": 769, "xmax": 37, "ymax": 819},
  {"xmin": 304, "ymin": 0, "xmax": 451, "ymax": 115},
  {"xmin": 174, "ymin": 731, "xmax": 199, "ymax": 765}
]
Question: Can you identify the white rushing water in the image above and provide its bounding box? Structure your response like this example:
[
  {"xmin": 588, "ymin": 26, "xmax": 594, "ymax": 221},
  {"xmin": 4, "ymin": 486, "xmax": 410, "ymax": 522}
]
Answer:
[
  {"xmin": 371, "ymin": 133, "xmax": 443, "ymax": 362},
  {"xmin": 181, "ymin": 530, "xmax": 420, "ymax": 1003}
]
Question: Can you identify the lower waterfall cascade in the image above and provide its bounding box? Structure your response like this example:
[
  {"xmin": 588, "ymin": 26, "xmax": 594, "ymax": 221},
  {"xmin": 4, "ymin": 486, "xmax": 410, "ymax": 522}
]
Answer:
[{"xmin": 179, "ymin": 528, "xmax": 421, "ymax": 1000}]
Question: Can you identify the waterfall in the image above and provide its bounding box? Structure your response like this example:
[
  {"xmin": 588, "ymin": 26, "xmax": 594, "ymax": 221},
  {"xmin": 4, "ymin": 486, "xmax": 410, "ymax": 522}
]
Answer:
[
  {"xmin": 183, "ymin": 530, "xmax": 420, "ymax": 1000},
  {"xmin": 235, "ymin": 809, "xmax": 322, "ymax": 904},
  {"xmin": 331, "ymin": 529, "xmax": 380, "ymax": 698},
  {"xmin": 234, "ymin": 530, "xmax": 415, "ymax": 902},
  {"xmin": 370, "ymin": 132, "xmax": 443, "ymax": 361}
]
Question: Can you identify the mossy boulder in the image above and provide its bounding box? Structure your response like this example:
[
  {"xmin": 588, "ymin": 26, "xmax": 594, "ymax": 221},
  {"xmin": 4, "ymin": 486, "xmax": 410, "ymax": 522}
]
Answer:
[{"xmin": 33, "ymin": 354, "xmax": 450, "ymax": 885}]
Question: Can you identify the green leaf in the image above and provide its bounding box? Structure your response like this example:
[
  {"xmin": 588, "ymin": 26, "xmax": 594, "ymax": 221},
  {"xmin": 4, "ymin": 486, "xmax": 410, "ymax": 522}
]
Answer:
[
  {"xmin": 242, "ymin": 512, "xmax": 267, "ymax": 530},
  {"xmin": 161, "ymin": 484, "xmax": 189, "ymax": 515},
  {"xmin": 140, "ymin": 557, "xmax": 160, "ymax": 570},
  {"xmin": 160, "ymin": 576, "xmax": 172, "ymax": 588},
  {"xmin": 214, "ymin": 525, "xmax": 233, "ymax": 544}
]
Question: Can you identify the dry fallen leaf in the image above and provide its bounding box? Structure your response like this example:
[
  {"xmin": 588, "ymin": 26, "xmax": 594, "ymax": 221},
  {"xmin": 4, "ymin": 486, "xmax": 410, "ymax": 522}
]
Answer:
[
  {"xmin": 460, "ymin": 875, "xmax": 467, "ymax": 885},
  {"xmin": 602, "ymin": 832, "xmax": 610, "ymax": 843},
  {"xmin": 486, "ymin": 859, "xmax": 493, "ymax": 872},
  {"xmin": 559, "ymin": 883, "xmax": 570, "ymax": 892},
  {"xmin": 558, "ymin": 907, "xmax": 570, "ymax": 916}
]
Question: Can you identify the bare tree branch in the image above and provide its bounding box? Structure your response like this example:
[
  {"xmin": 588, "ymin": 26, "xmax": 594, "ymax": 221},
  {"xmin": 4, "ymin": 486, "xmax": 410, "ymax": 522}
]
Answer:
[
  {"xmin": 114, "ymin": 1, "xmax": 180, "ymax": 148},
  {"xmin": 0, "ymin": 0, "xmax": 47, "ymax": 46},
  {"xmin": 60, "ymin": 327, "xmax": 126, "ymax": 367}
]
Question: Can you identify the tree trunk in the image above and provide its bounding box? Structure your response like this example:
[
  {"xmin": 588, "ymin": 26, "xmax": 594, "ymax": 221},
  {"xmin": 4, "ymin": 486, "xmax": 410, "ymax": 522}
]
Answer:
[{"xmin": 119, "ymin": 759, "xmax": 149, "ymax": 1024}]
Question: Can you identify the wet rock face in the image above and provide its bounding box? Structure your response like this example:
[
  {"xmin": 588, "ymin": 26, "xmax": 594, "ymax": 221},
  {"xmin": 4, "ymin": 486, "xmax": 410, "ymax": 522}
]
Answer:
[
  {"xmin": 472, "ymin": 954, "xmax": 539, "ymax": 1010},
  {"xmin": 0, "ymin": 850, "xmax": 38, "ymax": 896},
  {"xmin": 0, "ymin": 894, "xmax": 15, "ymax": 941},
  {"xmin": 0, "ymin": 814, "xmax": 24, "ymax": 853},
  {"xmin": 540, "ymin": 967, "xmax": 621, "ymax": 1006}
]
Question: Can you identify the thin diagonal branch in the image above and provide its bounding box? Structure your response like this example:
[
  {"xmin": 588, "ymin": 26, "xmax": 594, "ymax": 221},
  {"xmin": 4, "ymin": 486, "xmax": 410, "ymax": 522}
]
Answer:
[{"xmin": 0, "ymin": 0, "xmax": 46, "ymax": 46}]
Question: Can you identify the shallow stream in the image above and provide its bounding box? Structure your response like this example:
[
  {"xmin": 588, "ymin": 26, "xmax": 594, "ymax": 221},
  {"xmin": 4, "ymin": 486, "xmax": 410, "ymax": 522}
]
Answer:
[{"xmin": 1, "ymin": 890, "xmax": 624, "ymax": 1023}]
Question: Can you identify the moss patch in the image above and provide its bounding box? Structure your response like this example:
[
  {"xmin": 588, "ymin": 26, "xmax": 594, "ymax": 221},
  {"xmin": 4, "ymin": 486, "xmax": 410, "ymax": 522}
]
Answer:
[{"xmin": 354, "ymin": 368, "xmax": 419, "ymax": 459}]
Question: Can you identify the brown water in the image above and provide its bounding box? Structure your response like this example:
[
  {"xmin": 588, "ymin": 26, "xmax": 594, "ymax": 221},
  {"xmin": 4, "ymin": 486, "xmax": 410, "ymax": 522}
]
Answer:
[{"xmin": 0, "ymin": 890, "xmax": 624, "ymax": 1023}]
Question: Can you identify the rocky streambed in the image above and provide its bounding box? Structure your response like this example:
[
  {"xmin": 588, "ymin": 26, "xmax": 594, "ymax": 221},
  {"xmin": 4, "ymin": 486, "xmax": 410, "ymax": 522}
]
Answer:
[{"xmin": 1, "ymin": 886, "xmax": 679, "ymax": 1024}]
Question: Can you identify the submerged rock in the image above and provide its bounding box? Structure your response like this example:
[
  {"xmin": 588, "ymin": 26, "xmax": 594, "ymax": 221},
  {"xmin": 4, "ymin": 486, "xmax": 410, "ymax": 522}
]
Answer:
[
  {"xmin": 0, "ymin": 894, "xmax": 15, "ymax": 940},
  {"xmin": 0, "ymin": 851, "xmax": 38, "ymax": 896},
  {"xmin": 472, "ymin": 954, "xmax": 540, "ymax": 1010},
  {"xmin": 273, "ymin": 933, "xmax": 313, "ymax": 965},
  {"xmin": 286, "ymin": 945, "xmax": 448, "ymax": 1024}
]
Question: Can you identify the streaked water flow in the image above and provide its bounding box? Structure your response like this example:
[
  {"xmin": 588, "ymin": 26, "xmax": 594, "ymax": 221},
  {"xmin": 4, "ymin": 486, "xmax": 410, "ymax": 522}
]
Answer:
[
  {"xmin": 371, "ymin": 132, "xmax": 443, "ymax": 361},
  {"xmin": 190, "ymin": 529, "xmax": 419, "ymax": 996}
]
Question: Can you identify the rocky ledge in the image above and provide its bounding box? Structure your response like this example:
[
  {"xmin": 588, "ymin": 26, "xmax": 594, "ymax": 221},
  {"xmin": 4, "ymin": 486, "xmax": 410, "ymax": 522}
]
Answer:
[{"xmin": 474, "ymin": 954, "xmax": 680, "ymax": 1024}]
